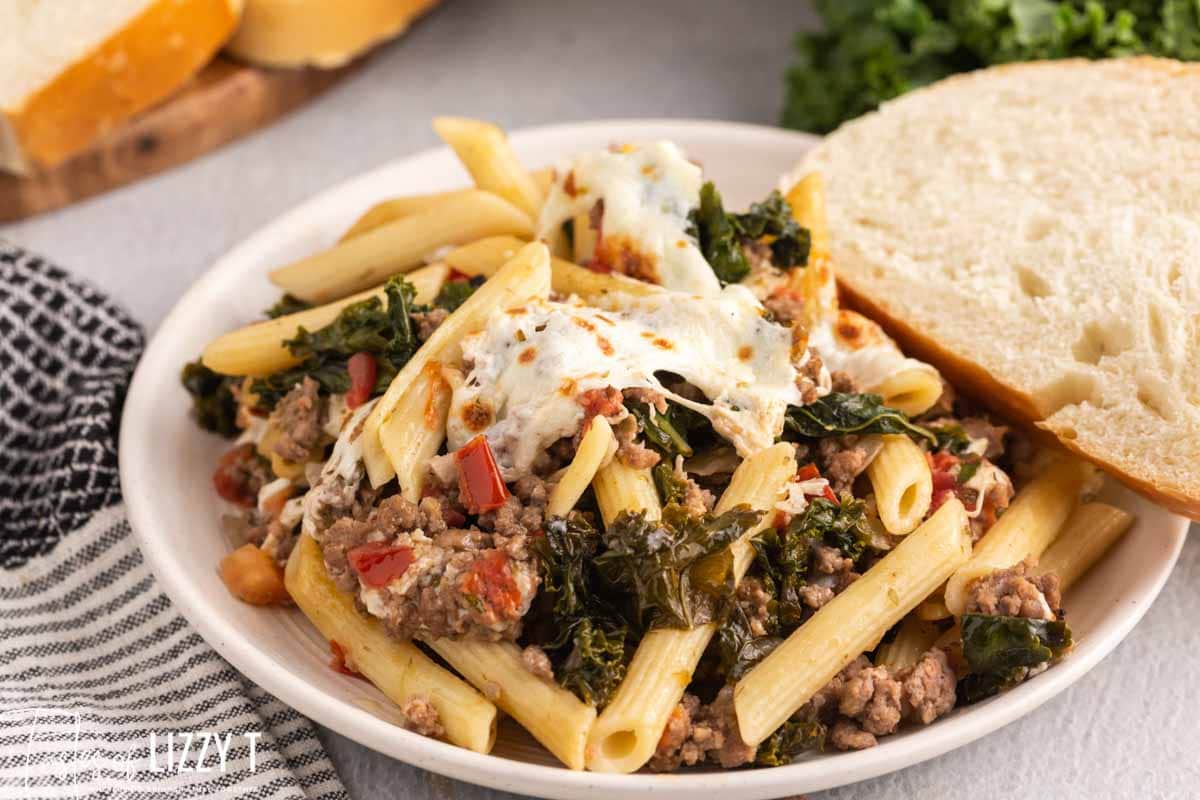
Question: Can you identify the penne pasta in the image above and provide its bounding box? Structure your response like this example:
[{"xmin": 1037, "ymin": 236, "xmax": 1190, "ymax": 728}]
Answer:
[
  {"xmin": 284, "ymin": 534, "xmax": 497, "ymax": 753},
  {"xmin": 786, "ymin": 171, "xmax": 837, "ymax": 326},
  {"xmin": 591, "ymin": 456, "xmax": 661, "ymax": 526},
  {"xmin": 201, "ymin": 263, "xmax": 448, "ymax": 377},
  {"xmin": 868, "ymin": 434, "xmax": 933, "ymax": 535},
  {"xmin": 339, "ymin": 189, "xmax": 477, "ymax": 242},
  {"xmin": 362, "ymin": 242, "xmax": 553, "ymax": 486},
  {"xmin": 433, "ymin": 116, "xmax": 545, "ymax": 219},
  {"xmin": 424, "ymin": 637, "xmax": 596, "ymax": 770},
  {"xmin": 734, "ymin": 498, "xmax": 972, "ymax": 747},
  {"xmin": 269, "ymin": 190, "xmax": 534, "ymax": 303},
  {"xmin": 547, "ymin": 416, "xmax": 615, "ymax": 517},
  {"xmin": 916, "ymin": 594, "xmax": 952, "ymax": 622},
  {"xmin": 875, "ymin": 616, "xmax": 942, "ymax": 671},
  {"xmin": 444, "ymin": 235, "xmax": 527, "ymax": 278},
  {"xmin": 572, "ymin": 211, "xmax": 598, "ymax": 264},
  {"xmin": 585, "ymin": 443, "xmax": 797, "ymax": 774},
  {"xmin": 378, "ymin": 362, "xmax": 453, "ymax": 502},
  {"xmin": 1034, "ymin": 502, "xmax": 1134, "ymax": 593},
  {"xmin": 875, "ymin": 367, "xmax": 944, "ymax": 418},
  {"xmin": 943, "ymin": 458, "xmax": 1094, "ymax": 616}
]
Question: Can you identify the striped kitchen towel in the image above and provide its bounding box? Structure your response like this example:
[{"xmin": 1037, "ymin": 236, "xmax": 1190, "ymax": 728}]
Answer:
[{"xmin": 0, "ymin": 242, "xmax": 348, "ymax": 800}]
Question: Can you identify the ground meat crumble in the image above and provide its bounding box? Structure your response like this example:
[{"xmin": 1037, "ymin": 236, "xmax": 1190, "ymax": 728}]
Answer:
[
  {"xmin": 320, "ymin": 476, "xmax": 548, "ymax": 641},
  {"xmin": 398, "ymin": 695, "xmax": 444, "ymax": 738},
  {"xmin": 965, "ymin": 559, "xmax": 1062, "ymax": 620},
  {"xmin": 268, "ymin": 376, "xmax": 325, "ymax": 462}
]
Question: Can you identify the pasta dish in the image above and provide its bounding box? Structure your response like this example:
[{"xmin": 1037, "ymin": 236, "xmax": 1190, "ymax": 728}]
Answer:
[{"xmin": 181, "ymin": 118, "xmax": 1135, "ymax": 773}]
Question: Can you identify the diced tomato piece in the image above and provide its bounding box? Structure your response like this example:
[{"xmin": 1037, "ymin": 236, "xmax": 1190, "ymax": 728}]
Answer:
[
  {"xmin": 447, "ymin": 268, "xmax": 471, "ymax": 282},
  {"xmin": 346, "ymin": 351, "xmax": 377, "ymax": 409},
  {"xmin": 461, "ymin": 551, "xmax": 522, "ymax": 615},
  {"xmin": 822, "ymin": 485, "xmax": 839, "ymax": 503},
  {"xmin": 927, "ymin": 451, "xmax": 961, "ymax": 511},
  {"xmin": 212, "ymin": 443, "xmax": 259, "ymax": 507},
  {"xmin": 329, "ymin": 641, "xmax": 363, "ymax": 678},
  {"xmin": 796, "ymin": 463, "xmax": 821, "ymax": 482},
  {"xmin": 455, "ymin": 435, "xmax": 509, "ymax": 513},
  {"xmin": 347, "ymin": 542, "xmax": 416, "ymax": 588},
  {"xmin": 576, "ymin": 386, "xmax": 623, "ymax": 420}
]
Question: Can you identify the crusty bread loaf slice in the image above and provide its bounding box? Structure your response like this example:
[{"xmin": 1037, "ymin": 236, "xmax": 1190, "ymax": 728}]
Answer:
[
  {"xmin": 225, "ymin": 0, "xmax": 442, "ymax": 68},
  {"xmin": 794, "ymin": 57, "xmax": 1200, "ymax": 519},
  {"xmin": 0, "ymin": 0, "xmax": 242, "ymax": 174}
]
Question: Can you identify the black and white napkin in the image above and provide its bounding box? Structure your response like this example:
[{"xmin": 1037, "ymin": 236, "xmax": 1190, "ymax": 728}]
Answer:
[{"xmin": 0, "ymin": 242, "xmax": 348, "ymax": 799}]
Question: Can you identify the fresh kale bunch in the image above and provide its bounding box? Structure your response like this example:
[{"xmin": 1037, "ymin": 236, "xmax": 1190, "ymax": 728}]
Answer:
[
  {"xmin": 783, "ymin": 0, "xmax": 1200, "ymax": 133},
  {"xmin": 689, "ymin": 182, "xmax": 812, "ymax": 285}
]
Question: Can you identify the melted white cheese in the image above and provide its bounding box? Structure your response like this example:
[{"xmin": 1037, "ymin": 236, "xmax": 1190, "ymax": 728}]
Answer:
[
  {"xmin": 537, "ymin": 141, "xmax": 721, "ymax": 296},
  {"xmin": 446, "ymin": 285, "xmax": 804, "ymax": 478},
  {"xmin": 807, "ymin": 320, "xmax": 938, "ymax": 393}
]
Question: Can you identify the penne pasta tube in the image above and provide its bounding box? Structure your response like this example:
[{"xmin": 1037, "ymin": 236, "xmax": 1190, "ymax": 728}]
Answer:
[
  {"xmin": 786, "ymin": 171, "xmax": 837, "ymax": 326},
  {"xmin": 444, "ymin": 235, "xmax": 527, "ymax": 278},
  {"xmin": 547, "ymin": 416, "xmax": 615, "ymax": 517},
  {"xmin": 284, "ymin": 534, "xmax": 497, "ymax": 753},
  {"xmin": 269, "ymin": 190, "xmax": 534, "ymax": 303},
  {"xmin": 916, "ymin": 595, "xmax": 952, "ymax": 622},
  {"xmin": 550, "ymin": 259, "xmax": 665, "ymax": 300},
  {"xmin": 433, "ymin": 116, "xmax": 545, "ymax": 219},
  {"xmin": 445, "ymin": 235, "xmax": 664, "ymax": 300},
  {"xmin": 943, "ymin": 458, "xmax": 1094, "ymax": 616},
  {"xmin": 572, "ymin": 211, "xmax": 598, "ymax": 264},
  {"xmin": 734, "ymin": 498, "xmax": 971, "ymax": 747},
  {"xmin": 1034, "ymin": 502, "xmax": 1134, "ymax": 593},
  {"xmin": 875, "ymin": 367, "xmax": 944, "ymax": 418},
  {"xmin": 868, "ymin": 434, "xmax": 933, "ymax": 535},
  {"xmin": 432, "ymin": 115, "xmax": 544, "ymax": 219},
  {"xmin": 423, "ymin": 637, "xmax": 596, "ymax": 770},
  {"xmin": 592, "ymin": 456, "xmax": 661, "ymax": 526},
  {"xmin": 585, "ymin": 444, "xmax": 797, "ymax": 774},
  {"xmin": 875, "ymin": 616, "xmax": 942, "ymax": 671},
  {"xmin": 341, "ymin": 168, "xmax": 556, "ymax": 243},
  {"xmin": 339, "ymin": 190, "xmax": 477, "ymax": 242},
  {"xmin": 362, "ymin": 242, "xmax": 553, "ymax": 486},
  {"xmin": 378, "ymin": 361, "xmax": 453, "ymax": 502},
  {"xmin": 201, "ymin": 263, "xmax": 448, "ymax": 377}
]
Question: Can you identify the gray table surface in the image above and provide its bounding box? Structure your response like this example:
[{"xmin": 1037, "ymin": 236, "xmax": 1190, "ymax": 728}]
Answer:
[{"xmin": 5, "ymin": 1, "xmax": 1197, "ymax": 797}]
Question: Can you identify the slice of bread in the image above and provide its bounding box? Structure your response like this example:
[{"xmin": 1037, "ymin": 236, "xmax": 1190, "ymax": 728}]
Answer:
[
  {"xmin": 794, "ymin": 57, "xmax": 1200, "ymax": 519},
  {"xmin": 0, "ymin": 0, "xmax": 242, "ymax": 174},
  {"xmin": 225, "ymin": 0, "xmax": 442, "ymax": 69}
]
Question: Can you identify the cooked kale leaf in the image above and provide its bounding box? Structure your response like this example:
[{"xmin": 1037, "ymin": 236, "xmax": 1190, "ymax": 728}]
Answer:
[
  {"xmin": 691, "ymin": 182, "xmax": 752, "ymax": 284},
  {"xmin": 652, "ymin": 462, "xmax": 690, "ymax": 507},
  {"xmin": 754, "ymin": 716, "xmax": 826, "ymax": 766},
  {"xmin": 737, "ymin": 190, "xmax": 812, "ymax": 269},
  {"xmin": 789, "ymin": 494, "xmax": 872, "ymax": 561},
  {"xmin": 181, "ymin": 361, "xmax": 240, "ymax": 437},
  {"xmin": 627, "ymin": 400, "xmax": 695, "ymax": 458},
  {"xmin": 930, "ymin": 421, "xmax": 973, "ymax": 455},
  {"xmin": 249, "ymin": 276, "xmax": 421, "ymax": 410},
  {"xmin": 530, "ymin": 513, "xmax": 629, "ymax": 706},
  {"xmin": 784, "ymin": 392, "xmax": 935, "ymax": 445},
  {"xmin": 958, "ymin": 612, "xmax": 1073, "ymax": 703},
  {"xmin": 264, "ymin": 294, "xmax": 313, "ymax": 319},
  {"xmin": 689, "ymin": 182, "xmax": 812, "ymax": 285},
  {"xmin": 597, "ymin": 504, "xmax": 762, "ymax": 632},
  {"xmin": 782, "ymin": 1, "xmax": 1198, "ymax": 134},
  {"xmin": 433, "ymin": 275, "xmax": 483, "ymax": 312}
]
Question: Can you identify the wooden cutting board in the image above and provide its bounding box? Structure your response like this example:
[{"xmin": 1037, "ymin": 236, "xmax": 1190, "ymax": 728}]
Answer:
[{"xmin": 0, "ymin": 57, "xmax": 356, "ymax": 223}]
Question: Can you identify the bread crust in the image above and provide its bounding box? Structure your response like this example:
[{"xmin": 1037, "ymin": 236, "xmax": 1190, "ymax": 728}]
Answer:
[
  {"xmin": 1, "ymin": 0, "xmax": 241, "ymax": 173},
  {"xmin": 838, "ymin": 277, "xmax": 1200, "ymax": 520}
]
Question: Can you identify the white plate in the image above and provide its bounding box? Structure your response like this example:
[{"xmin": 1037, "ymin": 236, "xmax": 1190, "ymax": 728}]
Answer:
[{"xmin": 120, "ymin": 120, "xmax": 1189, "ymax": 799}]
